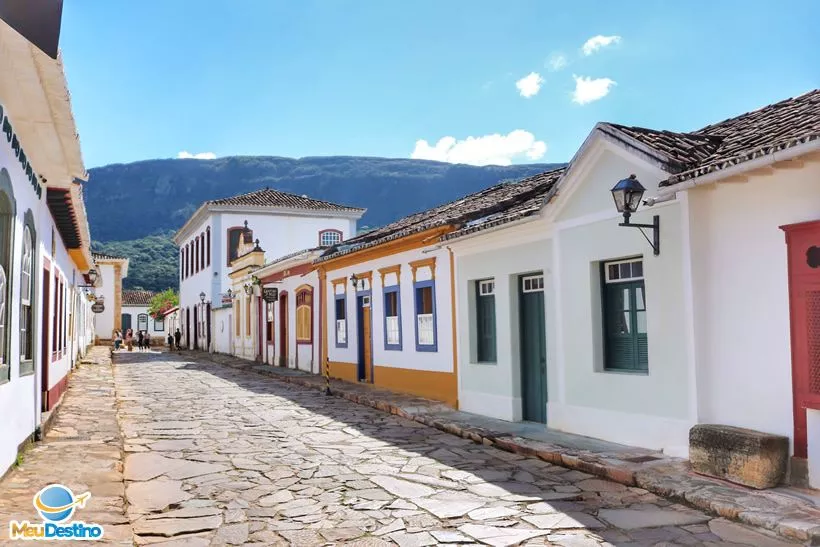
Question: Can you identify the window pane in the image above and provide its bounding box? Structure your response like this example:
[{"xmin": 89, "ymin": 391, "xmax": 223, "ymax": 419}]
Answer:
[
  {"xmin": 386, "ymin": 316, "xmax": 400, "ymax": 345},
  {"xmin": 417, "ymin": 314, "xmax": 434, "ymax": 345},
  {"xmin": 620, "ymin": 263, "xmax": 631, "ymax": 279},
  {"xmin": 417, "ymin": 286, "xmax": 433, "ymax": 314},
  {"xmin": 636, "ymin": 310, "xmax": 647, "ymax": 334},
  {"xmin": 608, "ymin": 264, "xmax": 619, "ymax": 280},
  {"xmin": 635, "ymin": 286, "xmax": 645, "ymax": 310},
  {"xmin": 335, "ymin": 297, "xmax": 346, "ymax": 320},
  {"xmin": 385, "ymin": 291, "xmax": 398, "ymax": 317},
  {"xmin": 632, "ymin": 261, "xmax": 643, "ymax": 278}
]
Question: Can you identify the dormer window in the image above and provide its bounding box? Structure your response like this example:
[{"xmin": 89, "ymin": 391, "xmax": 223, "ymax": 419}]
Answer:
[{"xmin": 319, "ymin": 229, "xmax": 342, "ymax": 248}]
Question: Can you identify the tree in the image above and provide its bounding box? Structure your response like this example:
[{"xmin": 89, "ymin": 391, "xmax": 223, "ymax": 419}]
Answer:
[{"xmin": 148, "ymin": 289, "xmax": 179, "ymax": 320}]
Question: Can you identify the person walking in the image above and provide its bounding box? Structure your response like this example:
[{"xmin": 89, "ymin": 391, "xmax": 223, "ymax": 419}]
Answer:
[
  {"xmin": 126, "ymin": 329, "xmax": 134, "ymax": 351},
  {"xmin": 137, "ymin": 330, "xmax": 144, "ymax": 351},
  {"xmin": 167, "ymin": 332, "xmax": 174, "ymax": 351},
  {"xmin": 145, "ymin": 331, "xmax": 151, "ymax": 351},
  {"xmin": 174, "ymin": 328, "xmax": 182, "ymax": 352}
]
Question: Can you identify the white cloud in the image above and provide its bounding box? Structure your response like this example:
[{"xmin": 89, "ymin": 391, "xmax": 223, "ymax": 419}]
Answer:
[
  {"xmin": 582, "ymin": 34, "xmax": 621, "ymax": 55},
  {"xmin": 515, "ymin": 72, "xmax": 544, "ymax": 98},
  {"xmin": 177, "ymin": 151, "xmax": 217, "ymax": 160},
  {"xmin": 411, "ymin": 130, "xmax": 547, "ymax": 166},
  {"xmin": 572, "ymin": 75, "xmax": 616, "ymax": 105},
  {"xmin": 546, "ymin": 53, "xmax": 568, "ymax": 71}
]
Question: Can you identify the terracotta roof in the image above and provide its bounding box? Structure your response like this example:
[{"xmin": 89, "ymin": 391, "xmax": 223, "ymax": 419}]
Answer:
[
  {"xmin": 606, "ymin": 89, "xmax": 820, "ymax": 187},
  {"xmin": 92, "ymin": 251, "xmax": 126, "ymax": 261},
  {"xmin": 318, "ymin": 166, "xmax": 565, "ymax": 260},
  {"xmin": 122, "ymin": 290, "xmax": 155, "ymax": 306},
  {"xmin": 207, "ymin": 188, "xmax": 365, "ymax": 213}
]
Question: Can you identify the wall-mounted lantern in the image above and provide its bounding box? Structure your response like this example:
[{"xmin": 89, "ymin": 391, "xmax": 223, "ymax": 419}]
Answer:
[
  {"xmin": 610, "ymin": 174, "xmax": 660, "ymax": 256},
  {"xmin": 243, "ymin": 283, "xmax": 253, "ymax": 296},
  {"xmin": 349, "ymin": 273, "xmax": 360, "ymax": 290},
  {"xmin": 199, "ymin": 291, "xmax": 206, "ymax": 303}
]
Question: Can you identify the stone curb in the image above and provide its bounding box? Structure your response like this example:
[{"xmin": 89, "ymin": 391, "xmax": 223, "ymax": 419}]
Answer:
[{"xmin": 182, "ymin": 351, "xmax": 820, "ymax": 545}]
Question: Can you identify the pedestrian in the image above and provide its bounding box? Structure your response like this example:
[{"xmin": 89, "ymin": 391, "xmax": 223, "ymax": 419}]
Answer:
[
  {"xmin": 113, "ymin": 330, "xmax": 122, "ymax": 351},
  {"xmin": 174, "ymin": 328, "xmax": 182, "ymax": 352},
  {"xmin": 145, "ymin": 331, "xmax": 151, "ymax": 350},
  {"xmin": 126, "ymin": 329, "xmax": 134, "ymax": 351},
  {"xmin": 137, "ymin": 330, "xmax": 144, "ymax": 351},
  {"xmin": 167, "ymin": 332, "xmax": 174, "ymax": 351}
]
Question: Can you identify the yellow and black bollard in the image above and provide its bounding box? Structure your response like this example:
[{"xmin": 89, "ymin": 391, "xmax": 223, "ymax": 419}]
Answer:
[{"xmin": 324, "ymin": 357, "xmax": 332, "ymax": 396}]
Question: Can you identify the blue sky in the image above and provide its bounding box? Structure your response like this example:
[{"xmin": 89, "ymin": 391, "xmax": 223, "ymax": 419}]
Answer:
[{"xmin": 61, "ymin": 1, "xmax": 819, "ymax": 168}]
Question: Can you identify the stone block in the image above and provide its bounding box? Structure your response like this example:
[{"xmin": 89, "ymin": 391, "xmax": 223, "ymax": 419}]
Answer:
[{"xmin": 689, "ymin": 424, "xmax": 788, "ymax": 489}]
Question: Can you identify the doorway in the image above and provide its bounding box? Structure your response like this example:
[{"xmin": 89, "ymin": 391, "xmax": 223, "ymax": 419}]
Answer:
[
  {"xmin": 279, "ymin": 291, "xmax": 289, "ymax": 366},
  {"xmin": 121, "ymin": 313, "xmax": 132, "ymax": 333},
  {"xmin": 206, "ymin": 303, "xmax": 212, "ymax": 352},
  {"xmin": 193, "ymin": 306, "xmax": 199, "ymax": 349},
  {"xmin": 185, "ymin": 307, "xmax": 190, "ymax": 349},
  {"xmin": 520, "ymin": 273, "xmax": 547, "ymax": 423},
  {"xmin": 356, "ymin": 293, "xmax": 373, "ymax": 382}
]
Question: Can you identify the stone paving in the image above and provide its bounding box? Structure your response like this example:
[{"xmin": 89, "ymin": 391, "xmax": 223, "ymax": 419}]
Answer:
[
  {"xmin": 111, "ymin": 350, "xmax": 802, "ymax": 546},
  {"xmin": 0, "ymin": 347, "xmax": 131, "ymax": 545}
]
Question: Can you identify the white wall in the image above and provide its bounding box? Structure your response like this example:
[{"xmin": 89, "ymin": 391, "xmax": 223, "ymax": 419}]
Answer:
[
  {"xmin": 549, "ymin": 146, "xmax": 694, "ymax": 456},
  {"xmin": 263, "ymin": 269, "xmax": 320, "ymax": 373},
  {"xmin": 452, "ymin": 228, "xmax": 552, "ymax": 422},
  {"xmin": 93, "ymin": 262, "xmax": 117, "ymax": 339},
  {"xmin": 122, "ymin": 304, "xmax": 166, "ymax": 342},
  {"xmin": 325, "ymin": 246, "xmax": 453, "ymax": 374},
  {"xmin": 688, "ymin": 161, "xmax": 820, "ymax": 448}
]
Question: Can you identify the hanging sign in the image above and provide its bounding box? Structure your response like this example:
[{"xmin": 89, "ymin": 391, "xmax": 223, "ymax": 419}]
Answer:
[
  {"xmin": 91, "ymin": 302, "xmax": 105, "ymax": 313},
  {"xmin": 262, "ymin": 287, "xmax": 279, "ymax": 303}
]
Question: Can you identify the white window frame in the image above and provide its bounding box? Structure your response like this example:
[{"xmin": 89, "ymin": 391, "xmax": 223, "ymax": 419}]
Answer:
[
  {"xmin": 478, "ymin": 279, "xmax": 495, "ymax": 296},
  {"xmin": 522, "ymin": 274, "xmax": 544, "ymax": 293},
  {"xmin": 319, "ymin": 230, "xmax": 342, "ymax": 247},
  {"xmin": 604, "ymin": 258, "xmax": 644, "ymax": 284}
]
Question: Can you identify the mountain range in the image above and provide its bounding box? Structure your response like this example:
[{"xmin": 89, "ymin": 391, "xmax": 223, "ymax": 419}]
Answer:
[{"xmin": 85, "ymin": 156, "xmax": 561, "ymax": 291}]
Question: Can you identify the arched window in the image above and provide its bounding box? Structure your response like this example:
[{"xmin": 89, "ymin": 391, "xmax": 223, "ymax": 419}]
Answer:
[
  {"xmin": 295, "ymin": 286, "xmax": 313, "ymax": 344},
  {"xmin": 319, "ymin": 229, "xmax": 342, "ymax": 248},
  {"xmin": 206, "ymin": 227, "xmax": 211, "ymax": 266},
  {"xmin": 0, "ymin": 169, "xmax": 15, "ymax": 379},
  {"xmin": 20, "ymin": 224, "xmax": 33, "ymax": 362},
  {"xmin": 180, "ymin": 248, "xmax": 185, "ymax": 280},
  {"xmin": 195, "ymin": 236, "xmax": 200, "ymax": 273},
  {"xmin": 188, "ymin": 241, "xmax": 193, "ymax": 277}
]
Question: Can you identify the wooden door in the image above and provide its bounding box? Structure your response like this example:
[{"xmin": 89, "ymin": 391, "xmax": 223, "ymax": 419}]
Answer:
[
  {"xmin": 520, "ymin": 274, "xmax": 547, "ymax": 423},
  {"xmin": 357, "ymin": 294, "xmax": 372, "ymax": 382},
  {"xmin": 121, "ymin": 314, "xmax": 132, "ymax": 332},
  {"xmin": 279, "ymin": 292, "xmax": 288, "ymax": 366},
  {"xmin": 40, "ymin": 265, "xmax": 50, "ymax": 410},
  {"xmin": 206, "ymin": 304, "xmax": 212, "ymax": 351},
  {"xmin": 193, "ymin": 306, "xmax": 199, "ymax": 349},
  {"xmin": 782, "ymin": 220, "xmax": 820, "ymax": 458}
]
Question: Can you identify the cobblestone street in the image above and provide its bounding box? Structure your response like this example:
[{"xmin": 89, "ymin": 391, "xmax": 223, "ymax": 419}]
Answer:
[
  {"xmin": 0, "ymin": 350, "xmax": 803, "ymax": 546},
  {"xmin": 113, "ymin": 351, "xmax": 798, "ymax": 546}
]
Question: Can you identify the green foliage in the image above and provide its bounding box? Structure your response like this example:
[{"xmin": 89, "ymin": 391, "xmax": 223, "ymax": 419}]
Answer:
[
  {"xmin": 148, "ymin": 289, "xmax": 179, "ymax": 320},
  {"xmin": 92, "ymin": 231, "xmax": 179, "ymax": 292}
]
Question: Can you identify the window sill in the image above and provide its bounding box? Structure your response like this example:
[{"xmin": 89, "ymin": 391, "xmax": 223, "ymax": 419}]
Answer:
[
  {"xmin": 600, "ymin": 368, "xmax": 649, "ymax": 376},
  {"xmin": 415, "ymin": 345, "xmax": 438, "ymax": 353},
  {"xmin": 385, "ymin": 344, "xmax": 402, "ymax": 351},
  {"xmin": 472, "ymin": 360, "xmax": 497, "ymax": 366},
  {"xmin": 335, "ymin": 342, "xmax": 348, "ymax": 349}
]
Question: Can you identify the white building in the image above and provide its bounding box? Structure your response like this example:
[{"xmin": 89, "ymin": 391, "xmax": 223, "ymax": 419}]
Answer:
[
  {"xmin": 0, "ymin": 19, "xmax": 96, "ymax": 476},
  {"xmin": 91, "ymin": 251, "xmax": 128, "ymax": 342},
  {"xmin": 121, "ymin": 290, "xmax": 165, "ymax": 345},
  {"xmin": 173, "ymin": 188, "xmax": 364, "ymax": 352},
  {"xmin": 447, "ymin": 89, "xmax": 820, "ymax": 487}
]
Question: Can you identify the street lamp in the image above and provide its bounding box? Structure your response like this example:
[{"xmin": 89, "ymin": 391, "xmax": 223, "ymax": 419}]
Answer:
[
  {"xmin": 610, "ymin": 174, "xmax": 660, "ymax": 256},
  {"xmin": 199, "ymin": 291, "xmax": 206, "ymax": 303},
  {"xmin": 349, "ymin": 273, "xmax": 358, "ymax": 289},
  {"xmin": 243, "ymin": 283, "xmax": 253, "ymax": 296},
  {"xmin": 226, "ymin": 289, "xmax": 233, "ymax": 300}
]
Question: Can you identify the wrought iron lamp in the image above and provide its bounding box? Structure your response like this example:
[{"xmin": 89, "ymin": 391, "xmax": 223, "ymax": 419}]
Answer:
[
  {"xmin": 349, "ymin": 273, "xmax": 359, "ymax": 289},
  {"xmin": 243, "ymin": 283, "xmax": 253, "ymax": 296},
  {"xmin": 610, "ymin": 174, "xmax": 660, "ymax": 256},
  {"xmin": 199, "ymin": 291, "xmax": 206, "ymax": 303}
]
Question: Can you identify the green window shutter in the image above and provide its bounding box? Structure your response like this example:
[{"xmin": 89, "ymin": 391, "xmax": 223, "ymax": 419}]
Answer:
[{"xmin": 476, "ymin": 284, "xmax": 497, "ymax": 362}]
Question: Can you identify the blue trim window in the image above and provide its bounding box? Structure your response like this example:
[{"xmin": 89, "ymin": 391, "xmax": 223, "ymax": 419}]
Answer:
[
  {"xmin": 383, "ymin": 285, "xmax": 402, "ymax": 350},
  {"xmin": 335, "ymin": 293, "xmax": 347, "ymax": 347},
  {"xmin": 413, "ymin": 280, "xmax": 437, "ymax": 352}
]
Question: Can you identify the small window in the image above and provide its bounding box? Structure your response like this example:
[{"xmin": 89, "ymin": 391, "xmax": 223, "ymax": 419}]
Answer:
[
  {"xmin": 384, "ymin": 287, "xmax": 401, "ymax": 349},
  {"xmin": 154, "ymin": 318, "xmax": 165, "ymax": 331},
  {"xmin": 602, "ymin": 258, "xmax": 648, "ymax": 372},
  {"xmin": 476, "ymin": 279, "xmax": 496, "ymax": 362},
  {"xmin": 522, "ymin": 275, "xmax": 544, "ymax": 293},
  {"xmin": 266, "ymin": 302, "xmax": 275, "ymax": 345},
  {"xmin": 319, "ymin": 229, "xmax": 342, "ymax": 248},
  {"xmin": 206, "ymin": 227, "xmax": 211, "ymax": 267},
  {"xmin": 335, "ymin": 294, "xmax": 347, "ymax": 347},
  {"xmin": 414, "ymin": 282, "xmax": 436, "ymax": 351},
  {"xmin": 138, "ymin": 313, "xmax": 149, "ymax": 332},
  {"xmin": 20, "ymin": 225, "xmax": 33, "ymax": 361}
]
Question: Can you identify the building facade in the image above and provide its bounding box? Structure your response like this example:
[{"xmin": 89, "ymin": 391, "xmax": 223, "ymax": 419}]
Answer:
[
  {"xmin": 91, "ymin": 252, "xmax": 128, "ymax": 342},
  {"xmin": 0, "ymin": 19, "xmax": 96, "ymax": 476},
  {"xmin": 121, "ymin": 290, "xmax": 165, "ymax": 344},
  {"xmin": 173, "ymin": 188, "xmax": 364, "ymax": 352}
]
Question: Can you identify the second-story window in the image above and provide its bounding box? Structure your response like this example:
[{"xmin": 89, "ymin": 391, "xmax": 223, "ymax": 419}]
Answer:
[{"xmin": 319, "ymin": 229, "xmax": 342, "ymax": 248}]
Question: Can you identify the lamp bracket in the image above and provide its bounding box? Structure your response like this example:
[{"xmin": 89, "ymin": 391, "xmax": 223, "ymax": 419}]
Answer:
[{"xmin": 618, "ymin": 214, "xmax": 660, "ymax": 256}]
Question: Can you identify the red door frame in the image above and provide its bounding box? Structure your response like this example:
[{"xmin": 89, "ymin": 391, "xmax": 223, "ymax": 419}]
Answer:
[{"xmin": 782, "ymin": 219, "xmax": 820, "ymax": 458}]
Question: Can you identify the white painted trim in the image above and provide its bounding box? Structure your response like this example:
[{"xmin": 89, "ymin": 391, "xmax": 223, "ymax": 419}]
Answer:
[
  {"xmin": 547, "ymin": 401, "xmax": 693, "ymax": 457},
  {"xmin": 678, "ymin": 190, "xmax": 699, "ymax": 423}
]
